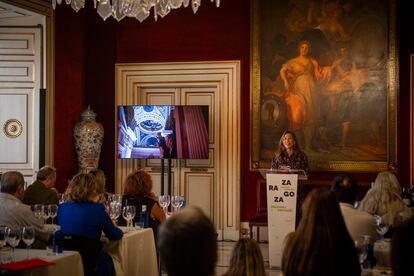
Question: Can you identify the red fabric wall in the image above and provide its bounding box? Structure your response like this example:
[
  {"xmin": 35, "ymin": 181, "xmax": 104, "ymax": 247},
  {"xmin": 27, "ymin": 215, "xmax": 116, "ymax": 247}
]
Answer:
[
  {"xmin": 54, "ymin": 4, "xmax": 86, "ymax": 192},
  {"xmin": 54, "ymin": 0, "xmax": 411, "ymax": 220}
]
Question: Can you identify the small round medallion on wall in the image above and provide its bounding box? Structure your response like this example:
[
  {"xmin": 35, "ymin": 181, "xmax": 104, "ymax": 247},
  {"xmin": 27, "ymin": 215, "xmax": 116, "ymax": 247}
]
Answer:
[{"xmin": 3, "ymin": 119, "xmax": 23, "ymax": 138}]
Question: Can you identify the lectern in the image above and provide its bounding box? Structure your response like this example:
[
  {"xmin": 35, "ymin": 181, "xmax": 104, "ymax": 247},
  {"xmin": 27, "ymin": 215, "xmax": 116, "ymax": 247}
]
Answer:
[{"xmin": 259, "ymin": 169, "xmax": 307, "ymax": 268}]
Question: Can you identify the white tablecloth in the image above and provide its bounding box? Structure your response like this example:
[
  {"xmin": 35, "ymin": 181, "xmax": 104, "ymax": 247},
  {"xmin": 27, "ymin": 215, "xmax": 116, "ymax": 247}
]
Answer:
[
  {"xmin": 8, "ymin": 249, "xmax": 84, "ymax": 276},
  {"xmin": 103, "ymin": 227, "xmax": 158, "ymax": 276}
]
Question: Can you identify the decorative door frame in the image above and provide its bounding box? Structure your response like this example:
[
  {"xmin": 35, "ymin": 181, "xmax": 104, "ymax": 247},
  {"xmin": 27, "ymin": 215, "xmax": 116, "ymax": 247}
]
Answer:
[{"xmin": 115, "ymin": 61, "xmax": 241, "ymax": 240}]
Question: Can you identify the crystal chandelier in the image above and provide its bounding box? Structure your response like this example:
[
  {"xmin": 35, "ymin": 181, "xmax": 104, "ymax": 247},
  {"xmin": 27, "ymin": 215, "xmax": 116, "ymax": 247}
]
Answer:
[{"xmin": 52, "ymin": 0, "xmax": 221, "ymax": 22}]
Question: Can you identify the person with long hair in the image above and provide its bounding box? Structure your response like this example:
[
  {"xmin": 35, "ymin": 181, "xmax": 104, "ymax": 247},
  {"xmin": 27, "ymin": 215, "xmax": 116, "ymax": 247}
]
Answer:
[
  {"xmin": 89, "ymin": 168, "xmax": 109, "ymax": 204},
  {"xmin": 58, "ymin": 173, "xmax": 123, "ymax": 276},
  {"xmin": 282, "ymin": 188, "xmax": 360, "ymax": 276},
  {"xmin": 359, "ymin": 171, "xmax": 413, "ymax": 229},
  {"xmin": 271, "ymin": 130, "xmax": 309, "ymax": 174},
  {"xmin": 223, "ymin": 238, "xmax": 266, "ymax": 276},
  {"xmin": 120, "ymin": 170, "xmax": 166, "ymax": 238}
]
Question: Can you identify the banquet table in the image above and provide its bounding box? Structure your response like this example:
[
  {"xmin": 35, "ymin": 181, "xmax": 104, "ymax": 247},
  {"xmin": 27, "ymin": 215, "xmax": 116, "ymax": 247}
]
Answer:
[
  {"xmin": 103, "ymin": 227, "xmax": 158, "ymax": 276},
  {"xmin": 1, "ymin": 248, "xmax": 84, "ymax": 276}
]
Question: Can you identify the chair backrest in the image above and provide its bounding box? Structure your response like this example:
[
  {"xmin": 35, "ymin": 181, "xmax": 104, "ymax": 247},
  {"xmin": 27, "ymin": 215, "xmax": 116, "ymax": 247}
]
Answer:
[{"xmin": 63, "ymin": 234, "xmax": 102, "ymax": 276}]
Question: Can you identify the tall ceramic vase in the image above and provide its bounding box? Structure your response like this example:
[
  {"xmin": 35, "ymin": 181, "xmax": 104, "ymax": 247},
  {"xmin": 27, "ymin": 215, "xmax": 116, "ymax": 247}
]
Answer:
[{"xmin": 73, "ymin": 106, "xmax": 104, "ymax": 172}]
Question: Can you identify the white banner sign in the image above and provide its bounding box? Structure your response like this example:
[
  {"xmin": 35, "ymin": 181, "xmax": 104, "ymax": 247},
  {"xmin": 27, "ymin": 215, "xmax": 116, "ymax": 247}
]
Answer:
[{"xmin": 266, "ymin": 173, "xmax": 298, "ymax": 268}]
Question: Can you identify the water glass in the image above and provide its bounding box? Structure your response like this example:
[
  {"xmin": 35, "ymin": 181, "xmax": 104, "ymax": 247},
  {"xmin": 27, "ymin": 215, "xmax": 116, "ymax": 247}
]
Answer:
[{"xmin": 22, "ymin": 226, "xmax": 35, "ymax": 259}]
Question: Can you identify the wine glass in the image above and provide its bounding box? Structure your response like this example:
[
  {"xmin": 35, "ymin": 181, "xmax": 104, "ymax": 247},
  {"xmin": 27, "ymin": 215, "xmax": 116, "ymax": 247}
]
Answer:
[
  {"xmin": 0, "ymin": 226, "xmax": 7, "ymax": 263},
  {"xmin": 58, "ymin": 193, "xmax": 65, "ymax": 204},
  {"xmin": 22, "ymin": 226, "xmax": 35, "ymax": 260},
  {"xmin": 171, "ymin": 196, "xmax": 180, "ymax": 213},
  {"xmin": 122, "ymin": 206, "xmax": 136, "ymax": 230},
  {"xmin": 354, "ymin": 236, "xmax": 370, "ymax": 266},
  {"xmin": 108, "ymin": 202, "xmax": 122, "ymax": 222},
  {"xmin": 33, "ymin": 204, "xmax": 44, "ymax": 220},
  {"xmin": 5, "ymin": 227, "xmax": 21, "ymax": 262},
  {"xmin": 48, "ymin": 204, "xmax": 58, "ymax": 225},
  {"xmin": 42, "ymin": 205, "xmax": 50, "ymax": 224},
  {"xmin": 109, "ymin": 194, "xmax": 122, "ymax": 205},
  {"xmin": 159, "ymin": 195, "xmax": 170, "ymax": 214},
  {"xmin": 178, "ymin": 196, "xmax": 185, "ymax": 209},
  {"xmin": 374, "ymin": 215, "xmax": 389, "ymax": 240}
]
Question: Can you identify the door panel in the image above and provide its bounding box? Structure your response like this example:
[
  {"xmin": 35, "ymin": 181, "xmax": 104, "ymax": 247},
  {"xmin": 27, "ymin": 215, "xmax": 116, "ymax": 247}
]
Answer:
[
  {"xmin": 0, "ymin": 27, "xmax": 41, "ymax": 180},
  {"xmin": 0, "ymin": 93, "xmax": 28, "ymax": 163},
  {"xmin": 184, "ymin": 172, "xmax": 214, "ymax": 216}
]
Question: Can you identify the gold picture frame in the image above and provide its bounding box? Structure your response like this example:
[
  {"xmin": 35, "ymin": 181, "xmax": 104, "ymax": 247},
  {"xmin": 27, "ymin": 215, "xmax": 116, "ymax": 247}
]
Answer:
[
  {"xmin": 250, "ymin": 0, "xmax": 397, "ymax": 171},
  {"xmin": 411, "ymin": 55, "xmax": 414, "ymax": 186}
]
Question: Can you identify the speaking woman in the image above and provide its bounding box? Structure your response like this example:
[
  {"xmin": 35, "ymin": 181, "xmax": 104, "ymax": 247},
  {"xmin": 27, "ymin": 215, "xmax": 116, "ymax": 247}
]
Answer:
[{"xmin": 271, "ymin": 130, "xmax": 309, "ymax": 174}]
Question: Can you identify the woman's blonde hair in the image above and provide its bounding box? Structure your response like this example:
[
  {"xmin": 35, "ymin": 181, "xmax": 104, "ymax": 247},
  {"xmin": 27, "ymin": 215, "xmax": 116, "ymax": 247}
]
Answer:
[
  {"xmin": 89, "ymin": 168, "xmax": 106, "ymax": 194},
  {"xmin": 359, "ymin": 171, "xmax": 412, "ymax": 226},
  {"xmin": 65, "ymin": 173, "xmax": 98, "ymax": 202},
  {"xmin": 223, "ymin": 238, "xmax": 266, "ymax": 276},
  {"xmin": 123, "ymin": 170, "xmax": 152, "ymax": 196}
]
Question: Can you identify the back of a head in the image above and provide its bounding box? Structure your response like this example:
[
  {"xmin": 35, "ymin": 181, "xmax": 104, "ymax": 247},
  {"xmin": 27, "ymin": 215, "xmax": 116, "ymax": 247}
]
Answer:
[
  {"xmin": 226, "ymin": 238, "xmax": 265, "ymax": 276},
  {"xmin": 0, "ymin": 171, "xmax": 24, "ymax": 194},
  {"xmin": 283, "ymin": 188, "xmax": 359, "ymax": 276},
  {"xmin": 124, "ymin": 170, "xmax": 152, "ymax": 196},
  {"xmin": 331, "ymin": 175, "xmax": 358, "ymax": 204},
  {"xmin": 158, "ymin": 206, "xmax": 217, "ymax": 276},
  {"xmin": 65, "ymin": 173, "xmax": 97, "ymax": 202},
  {"xmin": 373, "ymin": 171, "xmax": 401, "ymax": 195},
  {"xmin": 89, "ymin": 168, "xmax": 105, "ymax": 194},
  {"xmin": 36, "ymin": 165, "xmax": 56, "ymax": 181}
]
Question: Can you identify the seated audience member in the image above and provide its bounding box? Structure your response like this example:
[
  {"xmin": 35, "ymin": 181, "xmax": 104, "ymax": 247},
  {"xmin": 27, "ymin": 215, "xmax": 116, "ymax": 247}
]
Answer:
[
  {"xmin": 158, "ymin": 206, "xmax": 217, "ymax": 276},
  {"xmin": 223, "ymin": 238, "xmax": 265, "ymax": 276},
  {"xmin": 282, "ymin": 188, "xmax": 360, "ymax": 276},
  {"xmin": 58, "ymin": 173, "xmax": 123, "ymax": 276},
  {"xmin": 331, "ymin": 175, "xmax": 376, "ymax": 240},
  {"xmin": 119, "ymin": 170, "xmax": 166, "ymax": 238},
  {"xmin": 392, "ymin": 217, "xmax": 414, "ymax": 276},
  {"xmin": 23, "ymin": 165, "xmax": 59, "ymax": 205},
  {"xmin": 0, "ymin": 171, "xmax": 50, "ymax": 247},
  {"xmin": 359, "ymin": 171, "xmax": 413, "ymax": 234},
  {"xmin": 89, "ymin": 168, "xmax": 108, "ymax": 204}
]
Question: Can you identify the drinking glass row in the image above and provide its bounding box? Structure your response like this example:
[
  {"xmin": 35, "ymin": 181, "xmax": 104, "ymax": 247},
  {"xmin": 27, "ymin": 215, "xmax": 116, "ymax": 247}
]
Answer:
[
  {"xmin": 0, "ymin": 226, "xmax": 35, "ymax": 263},
  {"xmin": 159, "ymin": 195, "xmax": 185, "ymax": 213},
  {"xmin": 30, "ymin": 204, "xmax": 58, "ymax": 224}
]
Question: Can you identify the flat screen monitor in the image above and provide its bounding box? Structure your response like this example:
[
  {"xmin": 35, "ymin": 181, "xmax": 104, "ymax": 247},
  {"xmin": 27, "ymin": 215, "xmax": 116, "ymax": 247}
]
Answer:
[{"xmin": 117, "ymin": 105, "xmax": 209, "ymax": 159}]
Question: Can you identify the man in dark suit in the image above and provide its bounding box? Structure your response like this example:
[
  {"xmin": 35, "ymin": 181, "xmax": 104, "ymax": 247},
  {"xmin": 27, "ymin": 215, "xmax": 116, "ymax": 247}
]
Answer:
[{"xmin": 23, "ymin": 165, "xmax": 59, "ymax": 205}]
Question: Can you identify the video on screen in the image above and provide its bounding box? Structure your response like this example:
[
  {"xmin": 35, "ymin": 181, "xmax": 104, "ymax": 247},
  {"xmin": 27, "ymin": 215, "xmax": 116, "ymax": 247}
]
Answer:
[{"xmin": 117, "ymin": 105, "xmax": 209, "ymax": 159}]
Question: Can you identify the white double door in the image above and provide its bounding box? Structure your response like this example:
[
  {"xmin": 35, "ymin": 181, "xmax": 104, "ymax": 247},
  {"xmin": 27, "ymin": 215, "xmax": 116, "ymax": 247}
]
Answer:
[
  {"xmin": 115, "ymin": 61, "xmax": 241, "ymax": 240},
  {"xmin": 0, "ymin": 22, "xmax": 44, "ymax": 183}
]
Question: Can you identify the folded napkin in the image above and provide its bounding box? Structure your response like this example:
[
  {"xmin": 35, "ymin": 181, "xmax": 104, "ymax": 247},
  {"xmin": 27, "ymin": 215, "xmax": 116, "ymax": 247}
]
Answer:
[{"xmin": 0, "ymin": 258, "xmax": 55, "ymax": 271}]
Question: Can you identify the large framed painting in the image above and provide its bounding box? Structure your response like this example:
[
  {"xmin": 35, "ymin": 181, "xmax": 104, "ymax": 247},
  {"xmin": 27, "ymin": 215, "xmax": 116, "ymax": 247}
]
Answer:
[
  {"xmin": 251, "ymin": 0, "xmax": 397, "ymax": 171},
  {"xmin": 411, "ymin": 55, "xmax": 414, "ymax": 186}
]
